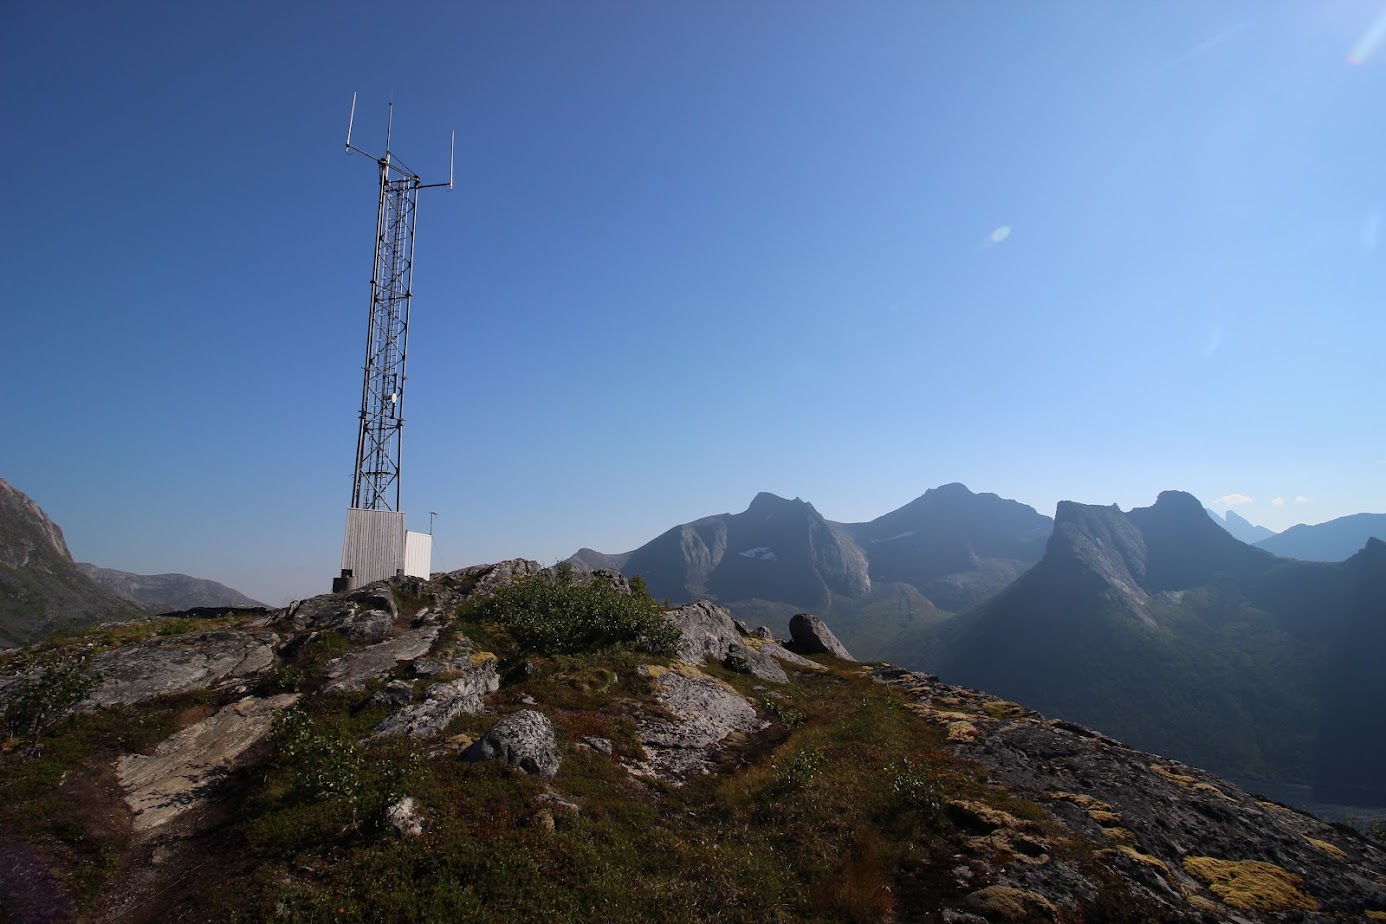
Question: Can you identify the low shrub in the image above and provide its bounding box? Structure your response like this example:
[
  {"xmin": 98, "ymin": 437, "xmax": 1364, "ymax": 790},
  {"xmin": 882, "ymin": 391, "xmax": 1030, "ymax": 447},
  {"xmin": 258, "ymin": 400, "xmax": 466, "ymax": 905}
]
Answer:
[
  {"xmin": 469, "ymin": 570, "xmax": 681, "ymax": 658},
  {"xmin": 0, "ymin": 648, "xmax": 101, "ymax": 755}
]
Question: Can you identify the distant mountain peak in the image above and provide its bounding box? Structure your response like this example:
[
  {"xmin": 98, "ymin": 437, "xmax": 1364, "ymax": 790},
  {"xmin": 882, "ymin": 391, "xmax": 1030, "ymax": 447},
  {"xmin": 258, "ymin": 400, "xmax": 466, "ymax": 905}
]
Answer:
[
  {"xmin": 1204, "ymin": 505, "xmax": 1277, "ymax": 544},
  {"xmin": 1149, "ymin": 490, "xmax": 1206, "ymax": 516},
  {"xmin": 745, "ymin": 492, "xmax": 816, "ymax": 516}
]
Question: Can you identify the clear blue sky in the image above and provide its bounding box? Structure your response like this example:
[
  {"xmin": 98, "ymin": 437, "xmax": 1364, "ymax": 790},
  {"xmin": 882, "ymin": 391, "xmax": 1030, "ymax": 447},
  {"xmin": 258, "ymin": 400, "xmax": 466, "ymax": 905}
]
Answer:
[{"xmin": 2, "ymin": 1, "xmax": 1383, "ymax": 605}]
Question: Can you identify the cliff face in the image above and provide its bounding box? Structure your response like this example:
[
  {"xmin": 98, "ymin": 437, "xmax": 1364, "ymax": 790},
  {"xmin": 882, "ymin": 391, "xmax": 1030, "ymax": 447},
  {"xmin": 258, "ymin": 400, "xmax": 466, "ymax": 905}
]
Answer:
[
  {"xmin": 935, "ymin": 492, "xmax": 1386, "ymax": 803},
  {"xmin": 0, "ymin": 478, "xmax": 146, "ymax": 647},
  {"xmin": 578, "ymin": 492, "xmax": 871, "ymax": 610}
]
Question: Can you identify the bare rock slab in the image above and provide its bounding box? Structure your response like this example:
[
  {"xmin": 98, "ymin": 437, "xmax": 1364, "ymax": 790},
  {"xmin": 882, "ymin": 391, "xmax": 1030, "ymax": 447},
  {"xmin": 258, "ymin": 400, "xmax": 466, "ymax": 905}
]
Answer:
[
  {"xmin": 86, "ymin": 629, "xmax": 279, "ymax": 707},
  {"xmin": 463, "ymin": 709, "xmax": 560, "ymax": 778},
  {"xmin": 116, "ymin": 693, "xmax": 299, "ymax": 832},
  {"xmin": 665, "ymin": 600, "xmax": 744, "ymax": 665},
  {"xmin": 787, "ymin": 613, "xmax": 855, "ymax": 661},
  {"xmin": 322, "ymin": 625, "xmax": 440, "ymax": 691},
  {"xmin": 634, "ymin": 666, "xmax": 758, "ymax": 780}
]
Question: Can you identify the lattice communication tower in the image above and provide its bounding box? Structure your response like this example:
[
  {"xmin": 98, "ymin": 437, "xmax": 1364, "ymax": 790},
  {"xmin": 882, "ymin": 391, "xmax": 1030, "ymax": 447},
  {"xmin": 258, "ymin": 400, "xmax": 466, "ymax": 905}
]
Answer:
[{"xmin": 344, "ymin": 94, "xmax": 453, "ymax": 511}]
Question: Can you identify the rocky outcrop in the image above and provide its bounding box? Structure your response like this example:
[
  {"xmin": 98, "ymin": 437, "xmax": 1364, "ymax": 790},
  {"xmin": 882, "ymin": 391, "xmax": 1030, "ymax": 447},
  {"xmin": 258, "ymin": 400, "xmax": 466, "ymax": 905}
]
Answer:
[
  {"xmin": 664, "ymin": 600, "xmax": 823, "ymax": 682},
  {"xmin": 871, "ymin": 665, "xmax": 1386, "ymax": 921},
  {"xmin": 666, "ymin": 600, "xmax": 742, "ymax": 664},
  {"xmin": 633, "ymin": 665, "xmax": 759, "ymax": 780},
  {"xmin": 321, "ymin": 625, "xmax": 440, "ymax": 692},
  {"xmin": 85, "ymin": 628, "xmax": 279, "ymax": 707},
  {"xmin": 433, "ymin": 559, "xmax": 547, "ymax": 600},
  {"xmin": 463, "ymin": 709, "xmax": 561, "ymax": 778},
  {"xmin": 724, "ymin": 640, "xmax": 788, "ymax": 684},
  {"xmin": 373, "ymin": 659, "xmax": 499, "ymax": 738},
  {"xmin": 787, "ymin": 612, "xmax": 854, "ymax": 661},
  {"xmin": 116, "ymin": 693, "xmax": 300, "ymax": 832}
]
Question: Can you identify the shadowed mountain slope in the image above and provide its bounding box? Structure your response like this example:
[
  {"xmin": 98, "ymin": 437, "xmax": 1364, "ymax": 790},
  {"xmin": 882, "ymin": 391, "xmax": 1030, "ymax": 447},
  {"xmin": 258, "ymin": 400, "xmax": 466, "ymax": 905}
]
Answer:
[
  {"xmin": 571, "ymin": 485, "xmax": 1052, "ymax": 659},
  {"xmin": 933, "ymin": 490, "xmax": 1386, "ymax": 802}
]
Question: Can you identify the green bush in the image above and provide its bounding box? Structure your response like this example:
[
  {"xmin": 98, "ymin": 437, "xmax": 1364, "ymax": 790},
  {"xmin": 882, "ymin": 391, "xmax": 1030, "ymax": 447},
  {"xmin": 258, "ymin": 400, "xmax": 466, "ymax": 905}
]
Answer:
[
  {"xmin": 1, "ymin": 649, "xmax": 101, "ymax": 755},
  {"xmin": 470, "ymin": 571, "xmax": 681, "ymax": 658}
]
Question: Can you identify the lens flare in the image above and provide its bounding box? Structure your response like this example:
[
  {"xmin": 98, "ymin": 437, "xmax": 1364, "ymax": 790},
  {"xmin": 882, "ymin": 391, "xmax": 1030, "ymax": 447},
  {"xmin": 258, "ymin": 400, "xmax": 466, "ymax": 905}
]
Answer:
[
  {"xmin": 1348, "ymin": 9, "xmax": 1386, "ymax": 65},
  {"xmin": 988, "ymin": 225, "xmax": 1011, "ymax": 245}
]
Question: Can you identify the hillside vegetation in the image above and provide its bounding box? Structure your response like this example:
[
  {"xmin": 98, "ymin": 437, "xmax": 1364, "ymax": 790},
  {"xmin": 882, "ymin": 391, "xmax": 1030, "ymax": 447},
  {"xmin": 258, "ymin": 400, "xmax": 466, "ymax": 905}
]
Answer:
[{"xmin": 1, "ymin": 562, "xmax": 1383, "ymax": 922}]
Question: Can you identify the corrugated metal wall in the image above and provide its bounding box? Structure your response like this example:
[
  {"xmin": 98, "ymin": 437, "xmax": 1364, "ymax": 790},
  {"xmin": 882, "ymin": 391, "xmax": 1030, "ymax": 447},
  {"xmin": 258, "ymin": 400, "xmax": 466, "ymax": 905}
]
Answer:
[
  {"xmin": 404, "ymin": 531, "xmax": 432, "ymax": 579},
  {"xmin": 341, "ymin": 508, "xmax": 406, "ymax": 586}
]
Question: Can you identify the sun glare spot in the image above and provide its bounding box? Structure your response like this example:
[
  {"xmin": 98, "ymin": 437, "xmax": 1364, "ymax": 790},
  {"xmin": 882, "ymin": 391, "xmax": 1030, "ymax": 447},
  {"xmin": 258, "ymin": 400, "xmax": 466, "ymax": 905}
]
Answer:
[
  {"xmin": 986, "ymin": 225, "xmax": 1012, "ymax": 246},
  {"xmin": 1348, "ymin": 9, "xmax": 1386, "ymax": 65}
]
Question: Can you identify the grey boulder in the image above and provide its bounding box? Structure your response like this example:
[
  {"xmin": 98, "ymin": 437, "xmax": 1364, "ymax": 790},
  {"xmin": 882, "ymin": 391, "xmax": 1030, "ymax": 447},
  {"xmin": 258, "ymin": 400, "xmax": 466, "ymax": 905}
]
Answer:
[
  {"xmin": 462, "ymin": 709, "xmax": 561, "ymax": 778},
  {"xmin": 787, "ymin": 613, "xmax": 855, "ymax": 661}
]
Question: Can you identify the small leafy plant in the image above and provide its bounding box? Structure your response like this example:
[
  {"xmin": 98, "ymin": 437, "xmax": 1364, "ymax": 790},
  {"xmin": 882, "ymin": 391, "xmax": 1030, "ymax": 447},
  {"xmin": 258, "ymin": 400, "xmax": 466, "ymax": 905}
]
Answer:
[
  {"xmin": 0, "ymin": 648, "xmax": 101, "ymax": 755},
  {"xmin": 886, "ymin": 755, "xmax": 944, "ymax": 821}
]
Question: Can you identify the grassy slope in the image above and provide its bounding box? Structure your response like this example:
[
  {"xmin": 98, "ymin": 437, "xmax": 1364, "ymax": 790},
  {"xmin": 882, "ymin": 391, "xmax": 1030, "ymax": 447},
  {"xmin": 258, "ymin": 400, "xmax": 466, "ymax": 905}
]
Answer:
[{"xmin": 0, "ymin": 597, "xmax": 1154, "ymax": 924}]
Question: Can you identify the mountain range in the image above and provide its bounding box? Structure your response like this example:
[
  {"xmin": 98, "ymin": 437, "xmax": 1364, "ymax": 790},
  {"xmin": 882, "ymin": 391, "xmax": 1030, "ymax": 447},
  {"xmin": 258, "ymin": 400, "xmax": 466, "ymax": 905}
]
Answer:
[
  {"xmin": 1254, "ymin": 512, "xmax": 1386, "ymax": 562},
  {"xmin": 572, "ymin": 483, "xmax": 1052, "ymax": 659},
  {"xmin": 935, "ymin": 490, "xmax": 1386, "ymax": 803},
  {"xmin": 0, "ymin": 477, "xmax": 263, "ymax": 647},
  {"xmin": 574, "ymin": 485, "xmax": 1386, "ymax": 803},
  {"xmin": 75, "ymin": 563, "xmax": 264, "ymax": 612}
]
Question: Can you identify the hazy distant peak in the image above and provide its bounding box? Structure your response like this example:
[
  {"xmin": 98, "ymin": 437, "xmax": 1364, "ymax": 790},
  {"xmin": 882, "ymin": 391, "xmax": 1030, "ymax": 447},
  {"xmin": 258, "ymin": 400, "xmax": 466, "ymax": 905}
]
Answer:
[
  {"xmin": 1255, "ymin": 512, "xmax": 1386, "ymax": 562},
  {"xmin": 924, "ymin": 482, "xmax": 973, "ymax": 497}
]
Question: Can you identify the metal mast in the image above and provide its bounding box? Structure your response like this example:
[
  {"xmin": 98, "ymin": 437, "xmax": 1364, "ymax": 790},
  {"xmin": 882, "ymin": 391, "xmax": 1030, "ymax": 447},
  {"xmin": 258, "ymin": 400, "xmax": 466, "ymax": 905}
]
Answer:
[{"xmin": 344, "ymin": 94, "xmax": 453, "ymax": 511}]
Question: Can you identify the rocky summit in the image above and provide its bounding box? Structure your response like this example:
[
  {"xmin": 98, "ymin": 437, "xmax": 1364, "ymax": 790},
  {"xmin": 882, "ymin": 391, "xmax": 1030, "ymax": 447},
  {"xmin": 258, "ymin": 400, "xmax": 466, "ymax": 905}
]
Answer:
[{"xmin": 0, "ymin": 561, "xmax": 1382, "ymax": 923}]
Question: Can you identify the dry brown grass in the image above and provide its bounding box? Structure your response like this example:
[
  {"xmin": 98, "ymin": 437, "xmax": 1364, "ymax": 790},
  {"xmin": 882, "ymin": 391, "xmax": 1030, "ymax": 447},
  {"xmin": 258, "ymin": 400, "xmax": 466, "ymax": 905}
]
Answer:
[{"xmin": 1182, "ymin": 856, "xmax": 1318, "ymax": 911}]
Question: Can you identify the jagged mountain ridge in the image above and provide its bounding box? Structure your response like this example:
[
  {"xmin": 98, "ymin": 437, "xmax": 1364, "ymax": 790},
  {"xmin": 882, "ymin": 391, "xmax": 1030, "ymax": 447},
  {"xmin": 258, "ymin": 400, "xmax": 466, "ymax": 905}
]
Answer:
[
  {"xmin": 931, "ymin": 490, "xmax": 1386, "ymax": 804},
  {"xmin": 75, "ymin": 563, "xmax": 265, "ymax": 612},
  {"xmin": 0, "ymin": 477, "xmax": 146, "ymax": 647},
  {"xmin": 570, "ymin": 484, "xmax": 1053, "ymax": 658},
  {"xmin": 1205, "ymin": 507, "xmax": 1277, "ymax": 543}
]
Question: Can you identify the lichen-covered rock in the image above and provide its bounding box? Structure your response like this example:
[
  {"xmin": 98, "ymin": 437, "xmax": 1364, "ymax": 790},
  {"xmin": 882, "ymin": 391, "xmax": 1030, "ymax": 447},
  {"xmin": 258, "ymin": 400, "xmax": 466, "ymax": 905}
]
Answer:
[
  {"xmin": 871, "ymin": 664, "xmax": 1386, "ymax": 921},
  {"xmin": 665, "ymin": 600, "xmax": 743, "ymax": 665},
  {"xmin": 340, "ymin": 609, "xmax": 393, "ymax": 643},
  {"xmin": 634, "ymin": 666, "xmax": 759, "ymax": 780},
  {"xmin": 374, "ymin": 660, "xmax": 499, "ymax": 738},
  {"xmin": 321, "ymin": 625, "xmax": 440, "ymax": 692},
  {"xmin": 787, "ymin": 612, "xmax": 854, "ymax": 661},
  {"xmin": 724, "ymin": 641, "xmax": 788, "ymax": 684},
  {"xmin": 281, "ymin": 584, "xmax": 397, "ymax": 633},
  {"xmin": 435, "ymin": 559, "xmax": 546, "ymax": 600},
  {"xmin": 85, "ymin": 629, "xmax": 279, "ymax": 707},
  {"xmin": 116, "ymin": 693, "xmax": 300, "ymax": 832},
  {"xmin": 371, "ymin": 679, "xmax": 415, "ymax": 708},
  {"xmin": 462, "ymin": 709, "xmax": 560, "ymax": 778}
]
